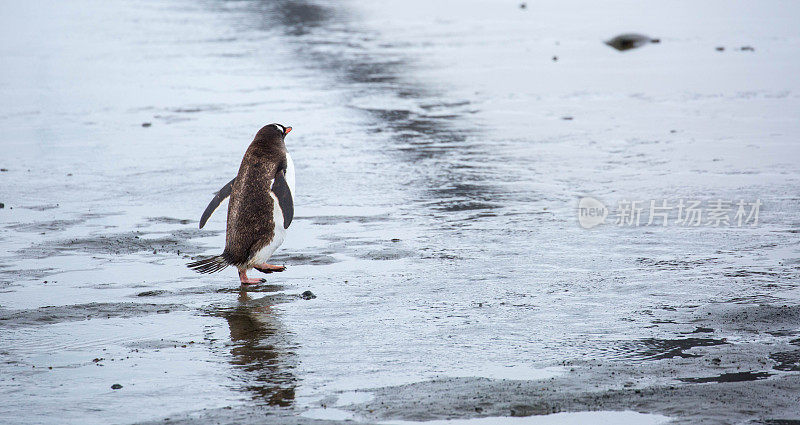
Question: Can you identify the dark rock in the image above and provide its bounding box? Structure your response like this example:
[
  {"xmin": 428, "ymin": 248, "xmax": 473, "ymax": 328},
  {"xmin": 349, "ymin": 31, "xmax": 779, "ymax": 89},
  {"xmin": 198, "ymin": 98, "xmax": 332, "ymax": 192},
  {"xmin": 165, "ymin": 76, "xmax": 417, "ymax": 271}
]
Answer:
[
  {"xmin": 561, "ymin": 116, "xmax": 573, "ymax": 120},
  {"xmin": 0, "ymin": 203, "xmax": 4, "ymax": 209},
  {"xmin": 605, "ymin": 34, "xmax": 659, "ymax": 51},
  {"xmin": 740, "ymin": 46, "xmax": 755, "ymax": 52},
  {"xmin": 141, "ymin": 122, "xmax": 152, "ymax": 127},
  {"xmin": 552, "ymin": 56, "xmax": 558, "ymax": 62},
  {"xmin": 137, "ymin": 290, "xmax": 168, "ymax": 297},
  {"xmin": 519, "ymin": 2, "xmax": 526, "ymax": 9},
  {"xmin": 0, "ymin": 168, "xmax": 7, "ymax": 172},
  {"xmin": 716, "ymin": 46, "xmax": 725, "ymax": 51},
  {"xmin": 301, "ymin": 290, "xmax": 317, "ymax": 300},
  {"xmin": 111, "ymin": 383, "xmax": 123, "ymax": 390}
]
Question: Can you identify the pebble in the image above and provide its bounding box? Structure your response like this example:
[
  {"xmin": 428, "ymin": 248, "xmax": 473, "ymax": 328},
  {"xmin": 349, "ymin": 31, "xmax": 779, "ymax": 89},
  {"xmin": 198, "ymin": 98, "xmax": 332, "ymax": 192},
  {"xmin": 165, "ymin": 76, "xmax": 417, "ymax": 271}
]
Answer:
[
  {"xmin": 141, "ymin": 122, "xmax": 152, "ymax": 127},
  {"xmin": 301, "ymin": 290, "xmax": 317, "ymax": 300},
  {"xmin": 111, "ymin": 383, "xmax": 123, "ymax": 390},
  {"xmin": 605, "ymin": 33, "xmax": 659, "ymax": 51}
]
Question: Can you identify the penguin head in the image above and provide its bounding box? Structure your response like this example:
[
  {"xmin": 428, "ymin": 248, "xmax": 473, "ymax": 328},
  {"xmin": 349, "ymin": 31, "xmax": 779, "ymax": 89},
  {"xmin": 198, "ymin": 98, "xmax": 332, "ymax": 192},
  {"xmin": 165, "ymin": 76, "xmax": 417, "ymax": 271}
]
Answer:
[{"xmin": 254, "ymin": 123, "xmax": 292, "ymax": 147}]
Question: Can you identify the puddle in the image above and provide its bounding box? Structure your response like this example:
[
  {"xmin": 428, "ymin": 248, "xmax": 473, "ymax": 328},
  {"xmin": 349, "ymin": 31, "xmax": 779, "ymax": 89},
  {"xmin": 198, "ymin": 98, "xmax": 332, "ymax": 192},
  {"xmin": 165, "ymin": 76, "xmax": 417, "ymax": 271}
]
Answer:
[
  {"xmin": 770, "ymin": 351, "xmax": 800, "ymax": 372},
  {"xmin": 613, "ymin": 338, "xmax": 728, "ymax": 360},
  {"xmin": 679, "ymin": 371, "xmax": 772, "ymax": 384},
  {"xmin": 381, "ymin": 411, "xmax": 671, "ymax": 425},
  {"xmin": 335, "ymin": 391, "xmax": 375, "ymax": 407},
  {"xmin": 301, "ymin": 408, "xmax": 357, "ymax": 421}
]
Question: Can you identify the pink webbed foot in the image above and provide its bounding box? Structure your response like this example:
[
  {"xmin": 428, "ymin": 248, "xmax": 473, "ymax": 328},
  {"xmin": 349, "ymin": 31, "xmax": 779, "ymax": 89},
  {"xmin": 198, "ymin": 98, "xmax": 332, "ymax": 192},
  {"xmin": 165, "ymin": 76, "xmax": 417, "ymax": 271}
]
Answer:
[
  {"xmin": 239, "ymin": 270, "xmax": 266, "ymax": 285},
  {"xmin": 254, "ymin": 263, "xmax": 286, "ymax": 274}
]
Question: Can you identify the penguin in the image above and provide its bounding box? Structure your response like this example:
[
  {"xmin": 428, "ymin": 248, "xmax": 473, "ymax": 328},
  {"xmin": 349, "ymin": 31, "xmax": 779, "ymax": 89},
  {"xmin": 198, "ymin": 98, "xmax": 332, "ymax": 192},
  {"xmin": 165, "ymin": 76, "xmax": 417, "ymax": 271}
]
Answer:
[{"xmin": 187, "ymin": 123, "xmax": 295, "ymax": 285}]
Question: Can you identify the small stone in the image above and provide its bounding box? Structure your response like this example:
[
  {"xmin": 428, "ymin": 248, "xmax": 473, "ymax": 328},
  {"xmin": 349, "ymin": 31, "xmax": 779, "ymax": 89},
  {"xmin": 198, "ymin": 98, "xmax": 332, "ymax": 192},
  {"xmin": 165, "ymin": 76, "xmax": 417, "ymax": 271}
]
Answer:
[
  {"xmin": 552, "ymin": 56, "xmax": 558, "ymax": 62},
  {"xmin": 740, "ymin": 46, "xmax": 755, "ymax": 52},
  {"xmin": 519, "ymin": 2, "xmax": 526, "ymax": 9},
  {"xmin": 300, "ymin": 290, "xmax": 317, "ymax": 300},
  {"xmin": 561, "ymin": 116, "xmax": 573, "ymax": 120},
  {"xmin": 111, "ymin": 383, "xmax": 123, "ymax": 390},
  {"xmin": 605, "ymin": 33, "xmax": 659, "ymax": 51},
  {"xmin": 391, "ymin": 238, "xmax": 401, "ymax": 242},
  {"xmin": 0, "ymin": 203, "xmax": 4, "ymax": 209},
  {"xmin": 0, "ymin": 168, "xmax": 7, "ymax": 172},
  {"xmin": 716, "ymin": 46, "xmax": 725, "ymax": 51},
  {"xmin": 142, "ymin": 122, "xmax": 152, "ymax": 127}
]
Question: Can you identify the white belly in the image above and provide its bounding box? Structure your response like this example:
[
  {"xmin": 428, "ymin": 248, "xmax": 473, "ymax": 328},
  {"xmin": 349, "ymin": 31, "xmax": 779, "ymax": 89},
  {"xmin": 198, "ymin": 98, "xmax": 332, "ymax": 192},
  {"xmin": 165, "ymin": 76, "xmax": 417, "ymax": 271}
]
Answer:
[{"xmin": 248, "ymin": 192, "xmax": 287, "ymax": 266}]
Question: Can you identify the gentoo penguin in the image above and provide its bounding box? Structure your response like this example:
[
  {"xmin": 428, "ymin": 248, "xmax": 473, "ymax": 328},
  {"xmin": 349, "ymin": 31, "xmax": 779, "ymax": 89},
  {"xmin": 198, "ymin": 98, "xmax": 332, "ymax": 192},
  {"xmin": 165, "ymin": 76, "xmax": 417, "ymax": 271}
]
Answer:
[{"xmin": 187, "ymin": 123, "xmax": 295, "ymax": 284}]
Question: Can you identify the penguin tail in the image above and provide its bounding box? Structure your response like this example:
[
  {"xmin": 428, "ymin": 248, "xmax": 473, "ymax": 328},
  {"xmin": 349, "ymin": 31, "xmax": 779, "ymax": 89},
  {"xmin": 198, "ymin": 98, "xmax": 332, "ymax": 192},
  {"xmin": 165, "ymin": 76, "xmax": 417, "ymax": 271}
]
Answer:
[{"xmin": 187, "ymin": 255, "xmax": 230, "ymax": 274}]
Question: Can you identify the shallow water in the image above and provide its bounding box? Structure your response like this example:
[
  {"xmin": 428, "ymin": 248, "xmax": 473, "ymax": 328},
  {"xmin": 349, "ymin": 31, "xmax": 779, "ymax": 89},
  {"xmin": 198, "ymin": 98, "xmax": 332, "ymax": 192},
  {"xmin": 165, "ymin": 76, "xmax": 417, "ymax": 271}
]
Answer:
[{"xmin": 1, "ymin": 0, "xmax": 799, "ymax": 423}]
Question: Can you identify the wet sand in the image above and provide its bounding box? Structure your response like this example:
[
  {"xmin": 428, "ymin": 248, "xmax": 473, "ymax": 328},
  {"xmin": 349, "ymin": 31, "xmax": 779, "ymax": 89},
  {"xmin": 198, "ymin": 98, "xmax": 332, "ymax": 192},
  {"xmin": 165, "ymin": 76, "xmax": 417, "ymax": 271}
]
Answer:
[{"xmin": 1, "ymin": 0, "xmax": 800, "ymax": 423}]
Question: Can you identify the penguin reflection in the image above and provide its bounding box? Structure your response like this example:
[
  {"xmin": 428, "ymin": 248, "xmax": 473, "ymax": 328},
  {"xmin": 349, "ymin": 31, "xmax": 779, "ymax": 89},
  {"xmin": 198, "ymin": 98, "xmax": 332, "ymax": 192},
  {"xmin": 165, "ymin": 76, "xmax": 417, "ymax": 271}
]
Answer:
[{"xmin": 223, "ymin": 290, "xmax": 296, "ymax": 406}]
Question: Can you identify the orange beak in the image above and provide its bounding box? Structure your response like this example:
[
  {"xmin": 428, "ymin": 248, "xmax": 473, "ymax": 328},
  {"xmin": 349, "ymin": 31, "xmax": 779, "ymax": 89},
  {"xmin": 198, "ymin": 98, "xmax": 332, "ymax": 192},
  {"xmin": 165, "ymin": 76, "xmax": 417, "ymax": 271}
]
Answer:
[{"xmin": 284, "ymin": 126, "xmax": 292, "ymax": 135}]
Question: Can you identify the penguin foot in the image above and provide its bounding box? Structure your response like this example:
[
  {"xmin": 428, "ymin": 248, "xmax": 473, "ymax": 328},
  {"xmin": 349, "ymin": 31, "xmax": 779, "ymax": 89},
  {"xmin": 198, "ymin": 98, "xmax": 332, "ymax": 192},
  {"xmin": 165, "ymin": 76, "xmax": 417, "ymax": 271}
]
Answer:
[
  {"xmin": 240, "ymin": 277, "xmax": 267, "ymax": 285},
  {"xmin": 239, "ymin": 270, "xmax": 266, "ymax": 285},
  {"xmin": 254, "ymin": 264, "xmax": 286, "ymax": 274}
]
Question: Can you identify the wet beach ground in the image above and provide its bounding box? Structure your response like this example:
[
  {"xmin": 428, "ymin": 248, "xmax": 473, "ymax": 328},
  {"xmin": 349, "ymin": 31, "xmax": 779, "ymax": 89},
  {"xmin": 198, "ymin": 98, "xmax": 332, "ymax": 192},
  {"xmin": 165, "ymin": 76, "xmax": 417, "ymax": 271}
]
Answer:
[{"xmin": 1, "ymin": 0, "xmax": 800, "ymax": 423}]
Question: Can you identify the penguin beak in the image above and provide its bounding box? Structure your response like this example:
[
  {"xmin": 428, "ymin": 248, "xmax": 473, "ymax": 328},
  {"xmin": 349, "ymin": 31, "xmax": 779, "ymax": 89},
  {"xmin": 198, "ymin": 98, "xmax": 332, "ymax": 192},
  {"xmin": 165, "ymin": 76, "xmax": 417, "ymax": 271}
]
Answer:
[{"xmin": 284, "ymin": 126, "xmax": 292, "ymax": 136}]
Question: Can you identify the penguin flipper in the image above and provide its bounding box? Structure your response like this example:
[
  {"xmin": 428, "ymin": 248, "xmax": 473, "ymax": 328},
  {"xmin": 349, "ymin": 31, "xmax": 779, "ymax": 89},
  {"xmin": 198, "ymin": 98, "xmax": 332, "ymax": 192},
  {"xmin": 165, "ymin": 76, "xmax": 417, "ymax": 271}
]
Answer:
[
  {"xmin": 271, "ymin": 169, "xmax": 293, "ymax": 229},
  {"xmin": 199, "ymin": 178, "xmax": 236, "ymax": 229}
]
